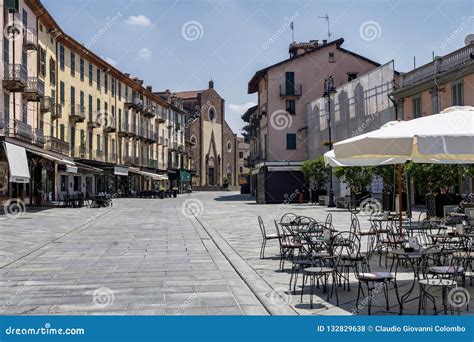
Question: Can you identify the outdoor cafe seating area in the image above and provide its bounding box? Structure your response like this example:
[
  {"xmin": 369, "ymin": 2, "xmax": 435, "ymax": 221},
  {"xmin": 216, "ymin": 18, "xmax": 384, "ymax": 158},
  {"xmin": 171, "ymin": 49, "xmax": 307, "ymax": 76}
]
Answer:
[{"xmin": 258, "ymin": 207, "xmax": 474, "ymax": 315}]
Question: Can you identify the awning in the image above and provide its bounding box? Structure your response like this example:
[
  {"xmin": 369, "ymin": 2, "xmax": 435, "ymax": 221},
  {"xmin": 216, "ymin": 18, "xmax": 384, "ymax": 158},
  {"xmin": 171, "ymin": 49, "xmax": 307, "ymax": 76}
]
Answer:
[
  {"xmin": 114, "ymin": 166, "xmax": 129, "ymax": 176},
  {"xmin": 75, "ymin": 162, "xmax": 103, "ymax": 174},
  {"xmin": 129, "ymin": 167, "xmax": 162, "ymax": 180},
  {"xmin": 25, "ymin": 148, "xmax": 75, "ymax": 166},
  {"xmin": 3, "ymin": 142, "xmax": 30, "ymax": 184}
]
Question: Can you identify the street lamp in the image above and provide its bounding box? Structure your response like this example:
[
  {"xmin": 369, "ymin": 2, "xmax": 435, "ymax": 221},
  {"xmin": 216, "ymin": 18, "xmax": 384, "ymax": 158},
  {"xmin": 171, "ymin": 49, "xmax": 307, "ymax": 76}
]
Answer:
[{"xmin": 323, "ymin": 76, "xmax": 336, "ymax": 208}]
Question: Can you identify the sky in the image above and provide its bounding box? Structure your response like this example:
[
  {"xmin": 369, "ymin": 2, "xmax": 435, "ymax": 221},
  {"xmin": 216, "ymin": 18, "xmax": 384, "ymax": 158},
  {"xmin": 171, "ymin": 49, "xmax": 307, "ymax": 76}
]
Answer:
[{"xmin": 42, "ymin": 0, "xmax": 473, "ymax": 135}]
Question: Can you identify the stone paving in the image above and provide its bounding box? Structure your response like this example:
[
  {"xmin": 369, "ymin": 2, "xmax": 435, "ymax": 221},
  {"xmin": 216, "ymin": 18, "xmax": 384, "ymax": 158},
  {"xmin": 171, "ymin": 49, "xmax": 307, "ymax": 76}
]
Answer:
[
  {"xmin": 0, "ymin": 196, "xmax": 266, "ymax": 315},
  {"xmin": 1, "ymin": 191, "xmax": 472, "ymax": 316}
]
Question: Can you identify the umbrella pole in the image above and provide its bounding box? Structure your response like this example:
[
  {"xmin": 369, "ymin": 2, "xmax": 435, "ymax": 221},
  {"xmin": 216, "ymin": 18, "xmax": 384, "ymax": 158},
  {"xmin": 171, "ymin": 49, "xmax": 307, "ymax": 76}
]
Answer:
[{"xmin": 397, "ymin": 164, "xmax": 403, "ymax": 237}]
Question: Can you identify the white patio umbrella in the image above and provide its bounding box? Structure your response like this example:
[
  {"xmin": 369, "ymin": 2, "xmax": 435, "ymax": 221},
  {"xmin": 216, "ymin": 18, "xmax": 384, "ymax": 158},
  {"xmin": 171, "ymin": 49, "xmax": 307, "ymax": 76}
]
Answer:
[{"xmin": 323, "ymin": 106, "xmax": 474, "ymax": 232}]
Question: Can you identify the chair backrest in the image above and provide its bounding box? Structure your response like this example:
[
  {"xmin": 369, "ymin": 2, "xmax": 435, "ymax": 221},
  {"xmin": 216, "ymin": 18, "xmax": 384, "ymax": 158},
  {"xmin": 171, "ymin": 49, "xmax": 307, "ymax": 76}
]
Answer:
[
  {"xmin": 325, "ymin": 213, "xmax": 333, "ymax": 228},
  {"xmin": 258, "ymin": 216, "xmax": 266, "ymax": 238},
  {"xmin": 331, "ymin": 231, "xmax": 360, "ymax": 267},
  {"xmin": 280, "ymin": 213, "xmax": 297, "ymax": 224},
  {"xmin": 420, "ymin": 246, "xmax": 446, "ymax": 279},
  {"xmin": 349, "ymin": 215, "xmax": 361, "ymax": 235}
]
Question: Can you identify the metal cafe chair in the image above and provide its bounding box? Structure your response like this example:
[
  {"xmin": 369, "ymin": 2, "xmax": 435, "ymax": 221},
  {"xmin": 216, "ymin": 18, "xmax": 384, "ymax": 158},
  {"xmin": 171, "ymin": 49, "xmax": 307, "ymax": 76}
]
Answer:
[
  {"xmin": 353, "ymin": 231, "xmax": 399, "ymax": 315},
  {"xmin": 257, "ymin": 216, "xmax": 279, "ymax": 259},
  {"xmin": 274, "ymin": 220, "xmax": 303, "ymax": 271}
]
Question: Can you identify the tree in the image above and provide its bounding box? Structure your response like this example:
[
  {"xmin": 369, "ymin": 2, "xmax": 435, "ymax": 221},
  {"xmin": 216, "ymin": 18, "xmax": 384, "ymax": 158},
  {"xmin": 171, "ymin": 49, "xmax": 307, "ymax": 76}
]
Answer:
[
  {"xmin": 301, "ymin": 157, "xmax": 328, "ymax": 190},
  {"xmin": 334, "ymin": 166, "xmax": 373, "ymax": 194}
]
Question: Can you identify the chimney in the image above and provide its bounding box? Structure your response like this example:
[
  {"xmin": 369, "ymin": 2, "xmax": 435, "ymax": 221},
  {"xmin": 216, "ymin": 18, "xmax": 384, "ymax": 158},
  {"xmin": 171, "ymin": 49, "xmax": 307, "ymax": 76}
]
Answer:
[
  {"xmin": 124, "ymin": 73, "xmax": 130, "ymax": 77},
  {"xmin": 322, "ymin": 39, "xmax": 328, "ymax": 45},
  {"xmin": 309, "ymin": 39, "xmax": 319, "ymax": 47},
  {"xmin": 209, "ymin": 79, "xmax": 214, "ymax": 89},
  {"xmin": 146, "ymin": 86, "xmax": 152, "ymax": 91}
]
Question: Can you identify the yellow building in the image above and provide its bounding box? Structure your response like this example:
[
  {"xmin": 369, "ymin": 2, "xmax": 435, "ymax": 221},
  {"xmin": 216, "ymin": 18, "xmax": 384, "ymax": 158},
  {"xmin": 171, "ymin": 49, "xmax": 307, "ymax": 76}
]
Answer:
[{"xmin": 1, "ymin": 0, "xmax": 192, "ymax": 203}]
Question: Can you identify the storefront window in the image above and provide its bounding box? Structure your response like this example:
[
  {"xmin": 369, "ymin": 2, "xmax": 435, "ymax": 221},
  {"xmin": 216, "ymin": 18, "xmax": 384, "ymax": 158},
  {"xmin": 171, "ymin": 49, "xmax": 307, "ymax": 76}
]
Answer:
[
  {"xmin": 73, "ymin": 176, "xmax": 81, "ymax": 192},
  {"xmin": 60, "ymin": 175, "xmax": 68, "ymax": 192}
]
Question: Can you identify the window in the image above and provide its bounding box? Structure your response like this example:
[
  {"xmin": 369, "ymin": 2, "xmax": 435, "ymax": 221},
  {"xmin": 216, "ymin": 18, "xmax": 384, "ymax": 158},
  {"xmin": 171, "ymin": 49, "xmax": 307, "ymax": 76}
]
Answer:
[
  {"xmin": 60, "ymin": 175, "xmax": 68, "ymax": 192},
  {"xmin": 3, "ymin": 36, "xmax": 9, "ymax": 65},
  {"xmin": 412, "ymin": 95, "xmax": 422, "ymax": 118},
  {"xmin": 97, "ymin": 99, "xmax": 101, "ymax": 115},
  {"xmin": 88, "ymin": 95, "xmax": 93, "ymax": 119},
  {"xmin": 104, "ymin": 74, "xmax": 108, "ymax": 94},
  {"xmin": 452, "ymin": 80, "xmax": 464, "ymax": 106},
  {"xmin": 285, "ymin": 71, "xmax": 295, "ymax": 95},
  {"xmin": 49, "ymin": 58, "xmax": 56, "ymax": 85},
  {"xmin": 329, "ymin": 52, "xmax": 335, "ymax": 63},
  {"xmin": 39, "ymin": 47, "xmax": 46, "ymax": 77},
  {"xmin": 118, "ymin": 82, "xmax": 122, "ymax": 98},
  {"xmin": 60, "ymin": 124, "xmax": 65, "ymax": 141},
  {"xmin": 80, "ymin": 58, "xmax": 84, "ymax": 81},
  {"xmin": 227, "ymin": 141, "xmax": 232, "ymax": 152},
  {"xmin": 286, "ymin": 100, "xmax": 296, "ymax": 115},
  {"xmin": 286, "ymin": 133, "xmax": 296, "ymax": 150},
  {"xmin": 70, "ymin": 51, "xmax": 75, "ymax": 76},
  {"xmin": 4, "ymin": 94, "xmax": 10, "ymax": 123},
  {"xmin": 111, "ymin": 78, "xmax": 115, "ymax": 97},
  {"xmin": 208, "ymin": 107, "xmax": 216, "ymax": 122},
  {"xmin": 263, "ymin": 134, "xmax": 268, "ymax": 160},
  {"xmin": 70, "ymin": 126, "xmax": 75, "ymax": 147},
  {"xmin": 97, "ymin": 69, "xmax": 101, "ymax": 91},
  {"xmin": 70, "ymin": 86, "xmax": 76, "ymax": 113},
  {"xmin": 88, "ymin": 64, "xmax": 93, "ymax": 86},
  {"xmin": 125, "ymin": 86, "xmax": 128, "ymax": 99},
  {"xmin": 73, "ymin": 176, "xmax": 80, "ymax": 191},
  {"xmin": 240, "ymin": 167, "xmax": 243, "ymax": 173},
  {"xmin": 59, "ymin": 81, "xmax": 65, "ymax": 104},
  {"xmin": 22, "ymin": 9, "xmax": 27, "ymax": 30},
  {"xmin": 347, "ymin": 72, "xmax": 358, "ymax": 82},
  {"xmin": 239, "ymin": 152, "xmax": 244, "ymax": 158},
  {"xmin": 80, "ymin": 91, "xmax": 84, "ymax": 108},
  {"xmin": 96, "ymin": 134, "xmax": 101, "ymax": 152},
  {"xmin": 59, "ymin": 45, "xmax": 65, "ymax": 70}
]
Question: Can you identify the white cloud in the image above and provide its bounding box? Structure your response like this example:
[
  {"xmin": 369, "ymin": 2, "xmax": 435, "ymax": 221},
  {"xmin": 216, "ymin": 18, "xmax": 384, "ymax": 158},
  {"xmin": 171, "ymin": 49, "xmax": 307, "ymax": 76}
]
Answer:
[
  {"xmin": 126, "ymin": 15, "xmax": 152, "ymax": 27},
  {"xmin": 228, "ymin": 101, "xmax": 257, "ymax": 115},
  {"xmin": 138, "ymin": 48, "xmax": 152, "ymax": 61},
  {"xmin": 104, "ymin": 57, "xmax": 118, "ymax": 67}
]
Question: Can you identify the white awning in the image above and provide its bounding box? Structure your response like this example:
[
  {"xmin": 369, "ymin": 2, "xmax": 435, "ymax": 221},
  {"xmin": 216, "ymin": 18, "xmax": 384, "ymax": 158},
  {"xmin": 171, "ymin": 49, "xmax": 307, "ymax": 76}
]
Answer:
[
  {"xmin": 4, "ymin": 142, "xmax": 30, "ymax": 184},
  {"xmin": 129, "ymin": 167, "xmax": 162, "ymax": 180}
]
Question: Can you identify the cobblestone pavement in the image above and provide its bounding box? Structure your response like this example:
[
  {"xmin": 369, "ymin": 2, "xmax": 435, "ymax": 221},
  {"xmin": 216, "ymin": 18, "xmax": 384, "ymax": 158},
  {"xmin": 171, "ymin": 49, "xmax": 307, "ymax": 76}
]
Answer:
[{"xmin": 1, "ymin": 191, "xmax": 472, "ymax": 316}]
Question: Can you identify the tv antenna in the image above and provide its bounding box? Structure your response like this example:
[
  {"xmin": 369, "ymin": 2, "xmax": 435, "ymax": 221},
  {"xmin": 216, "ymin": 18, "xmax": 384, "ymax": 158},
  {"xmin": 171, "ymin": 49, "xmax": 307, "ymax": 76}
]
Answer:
[{"xmin": 318, "ymin": 14, "xmax": 332, "ymax": 41}]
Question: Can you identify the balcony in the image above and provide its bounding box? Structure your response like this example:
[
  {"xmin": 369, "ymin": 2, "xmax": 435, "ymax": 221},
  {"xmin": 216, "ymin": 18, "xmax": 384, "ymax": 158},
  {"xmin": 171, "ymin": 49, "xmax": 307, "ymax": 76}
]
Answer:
[
  {"xmin": 12, "ymin": 119, "xmax": 33, "ymax": 142},
  {"xmin": 124, "ymin": 156, "xmax": 134, "ymax": 165},
  {"xmin": 118, "ymin": 123, "xmax": 129, "ymax": 137},
  {"xmin": 70, "ymin": 104, "xmax": 86, "ymax": 122},
  {"xmin": 158, "ymin": 136, "xmax": 164, "ymax": 145},
  {"xmin": 23, "ymin": 28, "xmax": 38, "ymax": 50},
  {"xmin": 129, "ymin": 123, "xmax": 137, "ymax": 137},
  {"xmin": 280, "ymin": 83, "xmax": 303, "ymax": 98},
  {"xmin": 93, "ymin": 150, "xmax": 104, "ymax": 162},
  {"xmin": 40, "ymin": 96, "xmax": 51, "ymax": 113},
  {"xmin": 103, "ymin": 118, "xmax": 117, "ymax": 133},
  {"xmin": 177, "ymin": 144, "xmax": 185, "ymax": 154},
  {"xmin": 87, "ymin": 114, "xmax": 100, "ymax": 129},
  {"xmin": 125, "ymin": 96, "xmax": 143, "ymax": 110},
  {"xmin": 71, "ymin": 146, "xmax": 88, "ymax": 159},
  {"xmin": 33, "ymin": 128, "xmax": 45, "ymax": 146},
  {"xmin": 52, "ymin": 103, "xmax": 63, "ymax": 119},
  {"xmin": 23, "ymin": 77, "xmax": 44, "ymax": 102},
  {"xmin": 400, "ymin": 44, "xmax": 474, "ymax": 88},
  {"xmin": 142, "ymin": 105, "xmax": 156, "ymax": 118},
  {"xmin": 45, "ymin": 136, "xmax": 70, "ymax": 156},
  {"xmin": 168, "ymin": 142, "xmax": 177, "ymax": 151},
  {"xmin": 3, "ymin": 64, "xmax": 27, "ymax": 92},
  {"xmin": 156, "ymin": 110, "xmax": 166, "ymax": 123}
]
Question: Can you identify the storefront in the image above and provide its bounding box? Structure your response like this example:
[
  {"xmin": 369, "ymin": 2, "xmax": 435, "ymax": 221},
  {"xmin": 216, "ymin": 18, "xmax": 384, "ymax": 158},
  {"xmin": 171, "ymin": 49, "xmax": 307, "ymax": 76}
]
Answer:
[
  {"xmin": 1, "ymin": 142, "xmax": 30, "ymax": 204},
  {"xmin": 169, "ymin": 170, "xmax": 191, "ymax": 193}
]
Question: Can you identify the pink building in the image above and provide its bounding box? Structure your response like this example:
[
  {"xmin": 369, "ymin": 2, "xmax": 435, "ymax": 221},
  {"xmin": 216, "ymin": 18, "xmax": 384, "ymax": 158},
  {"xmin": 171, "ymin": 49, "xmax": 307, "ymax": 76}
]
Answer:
[{"xmin": 247, "ymin": 38, "xmax": 381, "ymax": 203}]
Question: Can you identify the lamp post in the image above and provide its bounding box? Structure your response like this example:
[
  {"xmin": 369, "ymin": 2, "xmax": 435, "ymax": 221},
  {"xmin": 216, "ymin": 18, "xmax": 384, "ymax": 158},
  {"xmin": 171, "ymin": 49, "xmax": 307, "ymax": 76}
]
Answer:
[{"xmin": 323, "ymin": 76, "xmax": 336, "ymax": 208}]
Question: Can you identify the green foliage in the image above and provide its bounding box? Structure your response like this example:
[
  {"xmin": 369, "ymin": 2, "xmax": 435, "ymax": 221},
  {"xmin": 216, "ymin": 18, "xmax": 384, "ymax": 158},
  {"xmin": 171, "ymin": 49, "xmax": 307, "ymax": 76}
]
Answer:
[
  {"xmin": 334, "ymin": 166, "xmax": 373, "ymax": 193},
  {"xmin": 372, "ymin": 165, "xmax": 396, "ymax": 193},
  {"xmin": 405, "ymin": 163, "xmax": 474, "ymax": 195},
  {"xmin": 301, "ymin": 157, "xmax": 328, "ymax": 190}
]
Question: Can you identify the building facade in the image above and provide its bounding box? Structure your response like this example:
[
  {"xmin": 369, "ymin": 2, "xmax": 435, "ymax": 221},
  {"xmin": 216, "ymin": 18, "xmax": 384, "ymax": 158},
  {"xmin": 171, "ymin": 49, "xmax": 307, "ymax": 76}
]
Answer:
[
  {"xmin": 160, "ymin": 81, "xmax": 243, "ymax": 189},
  {"xmin": 247, "ymin": 38, "xmax": 381, "ymax": 203},
  {"xmin": 0, "ymin": 0, "xmax": 193, "ymax": 205},
  {"xmin": 394, "ymin": 40, "xmax": 474, "ymax": 204}
]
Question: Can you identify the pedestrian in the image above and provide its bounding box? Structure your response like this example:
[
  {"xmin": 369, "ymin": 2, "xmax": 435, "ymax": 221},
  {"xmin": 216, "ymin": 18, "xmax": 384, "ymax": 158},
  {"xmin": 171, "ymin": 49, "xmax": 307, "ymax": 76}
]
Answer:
[{"xmin": 187, "ymin": 185, "xmax": 192, "ymax": 195}]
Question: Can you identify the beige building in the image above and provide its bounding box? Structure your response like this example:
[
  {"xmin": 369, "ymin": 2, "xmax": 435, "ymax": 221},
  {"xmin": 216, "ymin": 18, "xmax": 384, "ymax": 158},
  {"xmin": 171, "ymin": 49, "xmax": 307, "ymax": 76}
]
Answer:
[{"xmin": 1, "ymin": 0, "xmax": 192, "ymax": 204}]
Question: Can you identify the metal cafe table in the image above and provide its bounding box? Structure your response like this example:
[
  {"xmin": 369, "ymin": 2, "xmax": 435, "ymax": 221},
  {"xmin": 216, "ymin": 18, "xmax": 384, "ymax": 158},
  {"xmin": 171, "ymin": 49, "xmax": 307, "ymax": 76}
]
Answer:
[{"xmin": 390, "ymin": 247, "xmax": 442, "ymax": 315}]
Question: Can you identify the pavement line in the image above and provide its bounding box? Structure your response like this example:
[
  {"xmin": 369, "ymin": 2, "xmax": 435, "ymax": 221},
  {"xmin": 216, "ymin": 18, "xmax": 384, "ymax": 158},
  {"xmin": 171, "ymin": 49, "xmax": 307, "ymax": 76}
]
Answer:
[
  {"xmin": 0, "ymin": 206, "xmax": 117, "ymax": 270},
  {"xmin": 192, "ymin": 215, "xmax": 299, "ymax": 316}
]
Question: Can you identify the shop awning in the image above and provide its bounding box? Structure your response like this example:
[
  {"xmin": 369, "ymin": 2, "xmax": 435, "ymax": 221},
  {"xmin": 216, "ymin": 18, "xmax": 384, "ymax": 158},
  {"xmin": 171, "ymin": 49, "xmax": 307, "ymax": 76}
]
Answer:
[
  {"xmin": 3, "ymin": 142, "xmax": 30, "ymax": 184},
  {"xmin": 75, "ymin": 162, "xmax": 103, "ymax": 174},
  {"xmin": 129, "ymin": 167, "xmax": 162, "ymax": 180},
  {"xmin": 25, "ymin": 148, "xmax": 75, "ymax": 166}
]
